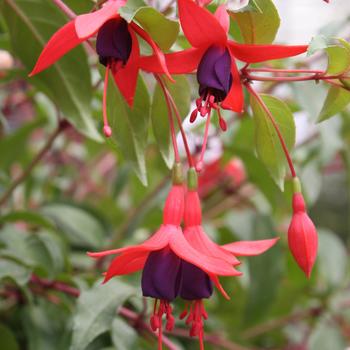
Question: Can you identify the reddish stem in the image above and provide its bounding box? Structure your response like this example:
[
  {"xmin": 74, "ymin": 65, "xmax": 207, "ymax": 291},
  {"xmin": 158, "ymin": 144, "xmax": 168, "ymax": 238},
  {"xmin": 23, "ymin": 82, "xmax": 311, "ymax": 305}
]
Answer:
[
  {"xmin": 246, "ymin": 68, "xmax": 325, "ymax": 74},
  {"xmin": 246, "ymin": 73, "xmax": 350, "ymax": 82},
  {"xmin": 154, "ymin": 75, "xmax": 180, "ymax": 163},
  {"xmin": 245, "ymin": 83, "xmax": 297, "ymax": 178},
  {"xmin": 157, "ymin": 77, "xmax": 194, "ymax": 167}
]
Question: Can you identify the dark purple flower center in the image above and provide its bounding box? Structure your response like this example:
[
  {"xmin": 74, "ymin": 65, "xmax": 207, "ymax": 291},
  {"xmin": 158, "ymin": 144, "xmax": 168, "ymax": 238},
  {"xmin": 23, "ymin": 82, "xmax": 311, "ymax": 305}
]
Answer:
[
  {"xmin": 96, "ymin": 18, "xmax": 132, "ymax": 67},
  {"xmin": 197, "ymin": 45, "xmax": 232, "ymax": 102},
  {"xmin": 179, "ymin": 261, "xmax": 213, "ymax": 300},
  {"xmin": 141, "ymin": 248, "xmax": 182, "ymax": 301}
]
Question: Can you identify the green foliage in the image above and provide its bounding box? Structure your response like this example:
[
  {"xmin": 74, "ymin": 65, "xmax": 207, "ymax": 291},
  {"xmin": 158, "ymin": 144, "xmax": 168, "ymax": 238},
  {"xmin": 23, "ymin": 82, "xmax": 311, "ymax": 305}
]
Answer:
[
  {"xmin": 251, "ymin": 94, "xmax": 296, "ymax": 190},
  {"xmin": 0, "ymin": 0, "xmax": 99, "ymax": 141},
  {"xmin": 231, "ymin": 0, "xmax": 280, "ymax": 44}
]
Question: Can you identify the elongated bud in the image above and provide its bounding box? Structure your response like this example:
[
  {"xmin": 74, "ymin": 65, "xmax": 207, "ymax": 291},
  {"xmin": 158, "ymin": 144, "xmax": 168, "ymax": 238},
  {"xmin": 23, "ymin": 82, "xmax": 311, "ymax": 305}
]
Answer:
[{"xmin": 288, "ymin": 178, "xmax": 318, "ymax": 278}]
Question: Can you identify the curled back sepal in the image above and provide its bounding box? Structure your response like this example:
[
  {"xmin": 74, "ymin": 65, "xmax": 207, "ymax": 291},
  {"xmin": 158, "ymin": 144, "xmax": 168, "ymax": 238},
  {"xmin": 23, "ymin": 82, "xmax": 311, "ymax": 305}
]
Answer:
[{"xmin": 288, "ymin": 189, "xmax": 318, "ymax": 278}]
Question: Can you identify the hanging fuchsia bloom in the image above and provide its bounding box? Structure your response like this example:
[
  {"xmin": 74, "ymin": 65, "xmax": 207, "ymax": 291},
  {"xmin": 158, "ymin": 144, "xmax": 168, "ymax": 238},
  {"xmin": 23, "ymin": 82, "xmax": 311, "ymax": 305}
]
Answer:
[
  {"xmin": 140, "ymin": 0, "xmax": 308, "ymax": 128},
  {"xmin": 29, "ymin": 0, "xmax": 171, "ymax": 137},
  {"xmin": 88, "ymin": 164, "xmax": 239, "ymax": 348},
  {"xmin": 179, "ymin": 168, "xmax": 278, "ymax": 347},
  {"xmin": 288, "ymin": 179, "xmax": 318, "ymax": 278}
]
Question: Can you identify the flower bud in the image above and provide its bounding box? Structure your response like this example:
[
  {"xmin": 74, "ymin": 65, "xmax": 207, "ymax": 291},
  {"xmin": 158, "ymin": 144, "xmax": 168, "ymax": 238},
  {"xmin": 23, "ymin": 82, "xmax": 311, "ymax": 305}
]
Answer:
[{"xmin": 288, "ymin": 192, "xmax": 318, "ymax": 278}]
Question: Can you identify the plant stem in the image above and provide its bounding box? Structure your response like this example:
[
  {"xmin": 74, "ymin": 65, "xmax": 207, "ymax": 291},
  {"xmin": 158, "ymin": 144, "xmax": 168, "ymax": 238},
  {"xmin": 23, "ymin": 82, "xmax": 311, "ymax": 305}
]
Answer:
[
  {"xmin": 246, "ymin": 68, "xmax": 325, "ymax": 74},
  {"xmin": 52, "ymin": 0, "xmax": 76, "ymax": 19},
  {"xmin": 246, "ymin": 73, "xmax": 350, "ymax": 82},
  {"xmin": 0, "ymin": 121, "xmax": 68, "ymax": 207},
  {"xmin": 245, "ymin": 83, "xmax": 297, "ymax": 178}
]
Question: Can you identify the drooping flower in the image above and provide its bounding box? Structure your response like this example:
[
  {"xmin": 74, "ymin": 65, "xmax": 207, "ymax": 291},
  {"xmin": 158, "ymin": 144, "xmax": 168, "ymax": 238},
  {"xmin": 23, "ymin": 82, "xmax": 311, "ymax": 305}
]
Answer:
[
  {"xmin": 88, "ymin": 164, "xmax": 239, "ymax": 348},
  {"xmin": 29, "ymin": 0, "xmax": 171, "ymax": 137},
  {"xmin": 140, "ymin": 0, "xmax": 308, "ymax": 128},
  {"xmin": 178, "ymin": 168, "xmax": 278, "ymax": 346},
  {"xmin": 288, "ymin": 178, "xmax": 318, "ymax": 278}
]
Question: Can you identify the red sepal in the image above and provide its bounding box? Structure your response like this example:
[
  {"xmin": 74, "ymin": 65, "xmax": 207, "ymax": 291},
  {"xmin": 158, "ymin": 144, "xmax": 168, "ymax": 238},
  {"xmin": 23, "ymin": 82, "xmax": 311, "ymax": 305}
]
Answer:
[
  {"xmin": 178, "ymin": 0, "xmax": 227, "ymax": 48},
  {"xmin": 112, "ymin": 29, "xmax": 140, "ymax": 107},
  {"xmin": 223, "ymin": 238, "xmax": 279, "ymax": 256},
  {"xmin": 29, "ymin": 21, "xmax": 84, "ymax": 76},
  {"xmin": 221, "ymin": 57, "xmax": 244, "ymax": 112},
  {"xmin": 228, "ymin": 42, "xmax": 308, "ymax": 63},
  {"xmin": 75, "ymin": 0, "xmax": 125, "ymax": 39},
  {"xmin": 139, "ymin": 47, "xmax": 205, "ymax": 74},
  {"xmin": 214, "ymin": 4, "xmax": 230, "ymax": 33}
]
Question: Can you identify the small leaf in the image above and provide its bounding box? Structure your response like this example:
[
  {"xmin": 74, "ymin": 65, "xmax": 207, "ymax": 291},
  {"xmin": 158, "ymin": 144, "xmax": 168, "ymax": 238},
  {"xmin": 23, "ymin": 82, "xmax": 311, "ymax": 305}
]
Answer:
[
  {"xmin": 244, "ymin": 215, "xmax": 283, "ymax": 325},
  {"xmin": 325, "ymin": 45, "xmax": 350, "ymax": 75},
  {"xmin": 317, "ymin": 229, "xmax": 347, "ymax": 288},
  {"xmin": 0, "ymin": 259, "xmax": 31, "ymax": 286},
  {"xmin": 151, "ymin": 76, "xmax": 191, "ymax": 168},
  {"xmin": 230, "ymin": 0, "xmax": 280, "ymax": 44},
  {"xmin": 40, "ymin": 203, "xmax": 106, "ymax": 249},
  {"xmin": 250, "ymin": 94, "xmax": 296, "ymax": 190},
  {"xmin": 120, "ymin": 3, "xmax": 179, "ymax": 51},
  {"xmin": 308, "ymin": 316, "xmax": 346, "ymax": 350},
  {"xmin": 0, "ymin": 0, "xmax": 100, "ymax": 141},
  {"xmin": 70, "ymin": 280, "xmax": 135, "ymax": 350},
  {"xmin": 0, "ymin": 211, "xmax": 55, "ymax": 230},
  {"xmin": 106, "ymin": 74, "xmax": 150, "ymax": 185},
  {"xmin": 318, "ymin": 86, "xmax": 350, "ymax": 122},
  {"xmin": 111, "ymin": 318, "xmax": 138, "ymax": 350}
]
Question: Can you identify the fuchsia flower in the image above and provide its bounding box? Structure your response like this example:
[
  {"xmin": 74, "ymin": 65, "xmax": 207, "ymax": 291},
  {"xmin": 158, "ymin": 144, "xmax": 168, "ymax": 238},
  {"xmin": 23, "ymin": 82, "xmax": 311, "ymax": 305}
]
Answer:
[
  {"xmin": 140, "ymin": 0, "xmax": 308, "ymax": 128},
  {"xmin": 288, "ymin": 180, "xmax": 318, "ymax": 278},
  {"xmin": 88, "ymin": 164, "xmax": 240, "ymax": 348},
  {"xmin": 179, "ymin": 168, "xmax": 278, "ymax": 346},
  {"xmin": 29, "ymin": 0, "xmax": 171, "ymax": 137}
]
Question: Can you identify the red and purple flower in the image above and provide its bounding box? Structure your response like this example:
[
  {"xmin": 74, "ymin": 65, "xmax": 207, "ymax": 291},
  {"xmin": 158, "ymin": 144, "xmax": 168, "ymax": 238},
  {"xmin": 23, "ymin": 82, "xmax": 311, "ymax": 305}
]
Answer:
[
  {"xmin": 30, "ymin": 0, "xmax": 171, "ymax": 137},
  {"xmin": 140, "ymin": 0, "xmax": 308, "ymax": 128}
]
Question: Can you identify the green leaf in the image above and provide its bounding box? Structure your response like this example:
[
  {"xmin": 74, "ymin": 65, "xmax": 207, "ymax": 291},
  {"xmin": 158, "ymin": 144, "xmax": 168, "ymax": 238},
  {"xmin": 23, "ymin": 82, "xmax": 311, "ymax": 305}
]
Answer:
[
  {"xmin": 0, "ymin": 259, "xmax": 31, "ymax": 286},
  {"xmin": 318, "ymin": 86, "xmax": 350, "ymax": 122},
  {"xmin": 0, "ymin": 323, "xmax": 19, "ymax": 350},
  {"xmin": 308, "ymin": 316, "xmax": 346, "ymax": 350},
  {"xmin": 0, "ymin": 0, "xmax": 100, "ymax": 141},
  {"xmin": 70, "ymin": 280, "xmax": 135, "ymax": 350},
  {"xmin": 106, "ymin": 74, "xmax": 150, "ymax": 185},
  {"xmin": 244, "ymin": 215, "xmax": 283, "ymax": 325},
  {"xmin": 0, "ymin": 211, "xmax": 55, "ymax": 230},
  {"xmin": 40, "ymin": 203, "xmax": 106, "ymax": 249},
  {"xmin": 151, "ymin": 76, "xmax": 191, "ymax": 168},
  {"xmin": 326, "ymin": 45, "xmax": 350, "ymax": 75},
  {"xmin": 317, "ymin": 229, "xmax": 347, "ymax": 288},
  {"xmin": 250, "ymin": 94, "xmax": 296, "ymax": 190},
  {"xmin": 120, "ymin": 3, "xmax": 179, "ymax": 51},
  {"xmin": 231, "ymin": 0, "xmax": 280, "ymax": 44},
  {"xmin": 111, "ymin": 318, "xmax": 138, "ymax": 350}
]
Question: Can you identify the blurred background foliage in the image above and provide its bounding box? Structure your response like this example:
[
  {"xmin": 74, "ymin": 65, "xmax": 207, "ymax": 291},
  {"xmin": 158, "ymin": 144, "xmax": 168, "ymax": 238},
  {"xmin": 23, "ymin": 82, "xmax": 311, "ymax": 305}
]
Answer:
[{"xmin": 0, "ymin": 0, "xmax": 350, "ymax": 349}]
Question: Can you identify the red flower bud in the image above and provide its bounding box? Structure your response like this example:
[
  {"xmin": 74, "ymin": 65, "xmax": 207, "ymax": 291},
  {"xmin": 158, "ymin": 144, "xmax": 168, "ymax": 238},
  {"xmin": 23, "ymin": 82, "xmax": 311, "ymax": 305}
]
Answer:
[{"xmin": 288, "ymin": 193, "xmax": 318, "ymax": 278}]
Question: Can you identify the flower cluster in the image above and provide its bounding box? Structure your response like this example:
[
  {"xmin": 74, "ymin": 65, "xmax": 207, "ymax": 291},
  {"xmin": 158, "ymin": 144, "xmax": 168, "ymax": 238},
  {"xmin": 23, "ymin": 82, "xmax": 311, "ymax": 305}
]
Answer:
[
  {"xmin": 89, "ymin": 164, "xmax": 278, "ymax": 348},
  {"xmin": 30, "ymin": 0, "xmax": 320, "ymax": 348}
]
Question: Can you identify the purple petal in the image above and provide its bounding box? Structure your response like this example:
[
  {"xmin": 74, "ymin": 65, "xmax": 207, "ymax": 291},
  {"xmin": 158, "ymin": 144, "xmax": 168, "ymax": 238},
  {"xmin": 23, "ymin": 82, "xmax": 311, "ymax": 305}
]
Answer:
[
  {"xmin": 197, "ymin": 45, "xmax": 232, "ymax": 101},
  {"xmin": 96, "ymin": 18, "xmax": 132, "ymax": 66},
  {"xmin": 180, "ymin": 261, "xmax": 213, "ymax": 300},
  {"xmin": 141, "ymin": 248, "xmax": 182, "ymax": 301}
]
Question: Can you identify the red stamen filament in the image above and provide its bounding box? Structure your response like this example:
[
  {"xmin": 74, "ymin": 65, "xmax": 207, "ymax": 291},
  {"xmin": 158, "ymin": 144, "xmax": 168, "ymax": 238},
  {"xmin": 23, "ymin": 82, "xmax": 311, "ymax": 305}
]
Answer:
[
  {"xmin": 150, "ymin": 299, "xmax": 175, "ymax": 350},
  {"xmin": 196, "ymin": 111, "xmax": 211, "ymax": 173},
  {"xmin": 154, "ymin": 75, "xmax": 180, "ymax": 163},
  {"xmin": 245, "ymin": 83, "xmax": 297, "ymax": 178},
  {"xmin": 181, "ymin": 300, "xmax": 207, "ymax": 350},
  {"xmin": 102, "ymin": 65, "xmax": 112, "ymax": 138}
]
